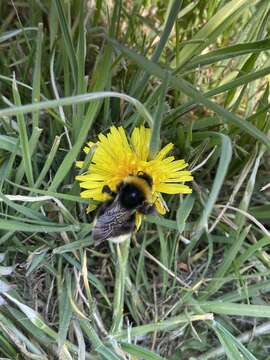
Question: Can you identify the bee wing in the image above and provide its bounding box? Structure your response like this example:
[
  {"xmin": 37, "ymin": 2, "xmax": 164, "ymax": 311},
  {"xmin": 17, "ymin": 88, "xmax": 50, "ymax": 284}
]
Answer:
[{"xmin": 92, "ymin": 200, "xmax": 135, "ymax": 241}]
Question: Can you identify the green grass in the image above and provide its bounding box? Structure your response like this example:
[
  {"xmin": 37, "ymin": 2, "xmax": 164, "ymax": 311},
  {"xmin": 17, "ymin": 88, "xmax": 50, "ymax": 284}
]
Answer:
[{"xmin": 0, "ymin": 0, "xmax": 270, "ymax": 359}]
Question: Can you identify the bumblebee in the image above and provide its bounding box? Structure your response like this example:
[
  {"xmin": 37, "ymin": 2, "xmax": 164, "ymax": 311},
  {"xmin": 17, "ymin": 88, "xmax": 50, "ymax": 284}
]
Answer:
[{"xmin": 92, "ymin": 172, "xmax": 155, "ymax": 242}]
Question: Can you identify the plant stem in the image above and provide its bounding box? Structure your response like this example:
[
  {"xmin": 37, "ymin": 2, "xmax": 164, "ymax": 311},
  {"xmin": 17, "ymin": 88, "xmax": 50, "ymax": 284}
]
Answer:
[{"xmin": 110, "ymin": 236, "xmax": 131, "ymax": 335}]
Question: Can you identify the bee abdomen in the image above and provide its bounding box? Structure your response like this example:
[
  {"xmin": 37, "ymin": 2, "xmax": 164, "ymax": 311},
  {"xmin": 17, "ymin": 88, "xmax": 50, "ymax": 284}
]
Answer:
[{"xmin": 92, "ymin": 212, "xmax": 135, "ymax": 242}]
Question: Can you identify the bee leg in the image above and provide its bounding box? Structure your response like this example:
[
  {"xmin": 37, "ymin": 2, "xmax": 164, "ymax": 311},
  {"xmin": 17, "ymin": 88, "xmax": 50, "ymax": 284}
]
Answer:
[
  {"xmin": 102, "ymin": 185, "xmax": 116, "ymax": 198},
  {"xmin": 116, "ymin": 181, "xmax": 124, "ymax": 191},
  {"xmin": 137, "ymin": 202, "xmax": 156, "ymax": 215}
]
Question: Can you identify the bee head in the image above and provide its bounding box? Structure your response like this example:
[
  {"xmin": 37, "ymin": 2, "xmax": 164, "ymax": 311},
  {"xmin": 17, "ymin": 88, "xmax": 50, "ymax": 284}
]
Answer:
[
  {"xmin": 118, "ymin": 182, "xmax": 145, "ymax": 209},
  {"xmin": 117, "ymin": 172, "xmax": 153, "ymax": 210}
]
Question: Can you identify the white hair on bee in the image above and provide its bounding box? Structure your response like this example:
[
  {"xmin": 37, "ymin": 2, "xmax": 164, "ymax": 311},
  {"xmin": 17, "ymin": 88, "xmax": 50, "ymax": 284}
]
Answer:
[{"xmin": 108, "ymin": 233, "xmax": 131, "ymax": 244}]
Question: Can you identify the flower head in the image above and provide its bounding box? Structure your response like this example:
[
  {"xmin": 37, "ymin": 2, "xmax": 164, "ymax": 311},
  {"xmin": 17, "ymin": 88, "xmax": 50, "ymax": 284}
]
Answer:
[{"xmin": 76, "ymin": 126, "xmax": 193, "ymax": 215}]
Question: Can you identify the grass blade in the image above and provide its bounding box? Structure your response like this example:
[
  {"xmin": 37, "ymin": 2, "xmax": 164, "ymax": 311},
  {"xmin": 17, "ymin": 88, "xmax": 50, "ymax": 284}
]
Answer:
[
  {"xmin": 32, "ymin": 22, "xmax": 43, "ymax": 129},
  {"xmin": 131, "ymin": 0, "xmax": 183, "ymax": 99},
  {"xmin": 174, "ymin": 0, "xmax": 254, "ymax": 69},
  {"xmin": 200, "ymin": 226, "xmax": 251, "ymax": 299},
  {"xmin": 212, "ymin": 321, "xmax": 258, "ymax": 360},
  {"xmin": 181, "ymin": 38, "xmax": 270, "ymax": 71},
  {"xmin": 212, "ymin": 321, "xmax": 247, "ymax": 360},
  {"xmin": 108, "ymin": 38, "xmax": 270, "ymax": 150},
  {"xmin": 199, "ymin": 302, "xmax": 270, "ymax": 318},
  {"xmin": 181, "ymin": 132, "xmax": 232, "ymax": 257},
  {"xmin": 54, "ymin": 0, "xmax": 78, "ymax": 90},
  {"xmin": 12, "ymin": 76, "xmax": 34, "ymax": 187},
  {"xmin": 121, "ymin": 342, "xmax": 166, "ymax": 360},
  {"xmin": 149, "ymin": 71, "xmax": 170, "ymax": 158}
]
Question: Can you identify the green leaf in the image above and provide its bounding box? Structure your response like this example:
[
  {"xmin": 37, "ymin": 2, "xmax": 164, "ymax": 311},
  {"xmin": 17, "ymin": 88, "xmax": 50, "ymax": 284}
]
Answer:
[
  {"xmin": 200, "ymin": 302, "xmax": 270, "ymax": 318},
  {"xmin": 181, "ymin": 38, "xmax": 270, "ymax": 71},
  {"xmin": 131, "ymin": 0, "xmax": 183, "ymax": 99},
  {"xmin": 0, "ymin": 28, "xmax": 37, "ymax": 43},
  {"xmin": 12, "ymin": 76, "xmax": 34, "ymax": 187},
  {"xmin": 121, "ymin": 342, "xmax": 166, "ymax": 360},
  {"xmin": 54, "ymin": 0, "xmax": 78, "ymax": 90},
  {"xmin": 149, "ymin": 71, "xmax": 170, "ymax": 158},
  {"xmin": 176, "ymin": 193, "xmax": 195, "ymax": 233},
  {"xmin": 212, "ymin": 321, "xmax": 258, "ymax": 360},
  {"xmin": 200, "ymin": 226, "xmax": 250, "ymax": 299},
  {"xmin": 0, "ymin": 135, "xmax": 19, "ymax": 154},
  {"xmin": 58, "ymin": 277, "xmax": 73, "ymax": 354},
  {"xmin": 32, "ymin": 23, "xmax": 43, "ymax": 129},
  {"xmin": 181, "ymin": 132, "xmax": 232, "ymax": 257},
  {"xmin": 0, "ymin": 220, "xmax": 79, "ymax": 233}
]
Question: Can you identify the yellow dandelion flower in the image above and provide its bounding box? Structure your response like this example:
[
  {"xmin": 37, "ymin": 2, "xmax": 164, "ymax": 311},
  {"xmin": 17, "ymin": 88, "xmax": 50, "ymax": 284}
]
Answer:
[{"xmin": 76, "ymin": 126, "xmax": 193, "ymax": 216}]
